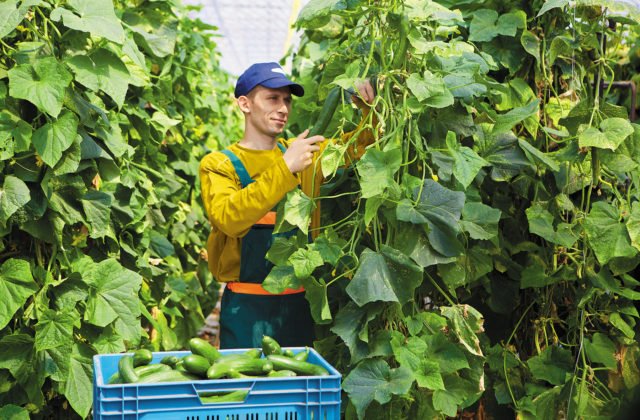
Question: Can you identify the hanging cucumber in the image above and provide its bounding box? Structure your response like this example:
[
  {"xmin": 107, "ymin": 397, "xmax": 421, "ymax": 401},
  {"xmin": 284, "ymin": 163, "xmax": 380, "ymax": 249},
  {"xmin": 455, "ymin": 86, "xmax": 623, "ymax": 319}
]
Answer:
[
  {"xmin": 390, "ymin": 13, "xmax": 410, "ymax": 69},
  {"xmin": 309, "ymin": 86, "xmax": 341, "ymax": 137}
]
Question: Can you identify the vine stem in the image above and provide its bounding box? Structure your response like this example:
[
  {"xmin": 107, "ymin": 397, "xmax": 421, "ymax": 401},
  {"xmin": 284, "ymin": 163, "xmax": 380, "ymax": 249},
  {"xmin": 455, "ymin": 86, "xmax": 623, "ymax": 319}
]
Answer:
[{"xmin": 503, "ymin": 300, "xmax": 536, "ymax": 409}]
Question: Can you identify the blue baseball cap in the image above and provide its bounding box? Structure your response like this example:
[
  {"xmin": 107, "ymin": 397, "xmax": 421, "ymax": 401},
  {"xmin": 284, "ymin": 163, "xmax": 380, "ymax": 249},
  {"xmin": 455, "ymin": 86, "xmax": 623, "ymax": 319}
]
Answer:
[{"xmin": 234, "ymin": 62, "xmax": 304, "ymax": 98}]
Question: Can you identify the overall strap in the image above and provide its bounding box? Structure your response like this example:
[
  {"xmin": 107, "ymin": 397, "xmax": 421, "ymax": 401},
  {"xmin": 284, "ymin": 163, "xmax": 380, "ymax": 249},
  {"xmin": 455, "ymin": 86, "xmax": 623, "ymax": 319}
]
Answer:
[
  {"xmin": 220, "ymin": 149, "xmax": 253, "ymax": 188},
  {"xmin": 276, "ymin": 142, "xmax": 286, "ymax": 153}
]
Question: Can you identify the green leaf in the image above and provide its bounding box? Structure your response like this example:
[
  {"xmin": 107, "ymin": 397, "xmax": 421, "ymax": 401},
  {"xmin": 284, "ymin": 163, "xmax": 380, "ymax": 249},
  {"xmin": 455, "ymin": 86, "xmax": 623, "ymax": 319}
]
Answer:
[
  {"xmin": 284, "ymin": 189, "xmax": 315, "ymax": 235},
  {"xmin": 32, "ymin": 111, "xmax": 78, "ymax": 167},
  {"xmin": 342, "ymin": 358, "xmax": 414, "ymax": 420},
  {"xmin": 395, "ymin": 225, "xmax": 457, "ymax": 267},
  {"xmin": 0, "ymin": 404, "xmax": 30, "ymax": 420},
  {"xmin": 149, "ymin": 230, "xmax": 175, "ymax": 258},
  {"xmin": 301, "ymin": 276, "xmax": 332, "ymax": 324},
  {"xmin": 122, "ymin": 9, "xmax": 178, "ymax": 57},
  {"xmin": 526, "ymin": 203, "xmax": 578, "ymax": 247},
  {"xmin": 609, "ymin": 312, "xmax": 635, "ymax": 339},
  {"xmin": 493, "ymin": 100, "xmax": 540, "ymax": 134},
  {"xmin": 0, "ymin": 0, "xmax": 44, "ymax": 39},
  {"xmin": 446, "ymin": 131, "xmax": 489, "ymax": 188},
  {"xmin": 262, "ymin": 265, "xmax": 299, "ymax": 294},
  {"xmin": 390, "ymin": 332, "xmax": 445, "ymax": 390},
  {"xmin": 584, "ymin": 202, "xmax": 637, "ymax": 265},
  {"xmin": 53, "ymin": 136, "xmax": 82, "ymax": 176},
  {"xmin": 468, "ymin": 9, "xmax": 499, "ymax": 42},
  {"xmin": 66, "ymin": 48, "xmax": 131, "ymax": 108},
  {"xmin": 266, "ymin": 236, "xmax": 298, "ymax": 265},
  {"xmin": 0, "ymin": 333, "xmax": 35, "ymax": 382},
  {"xmin": 50, "ymin": 0, "xmax": 124, "ymax": 44},
  {"xmin": 82, "ymin": 259, "xmax": 142, "ymax": 342},
  {"xmin": 579, "ymin": 118, "xmax": 634, "ymax": 150},
  {"xmin": 0, "ymin": 259, "xmax": 37, "ymax": 330},
  {"xmin": 64, "ymin": 343, "xmax": 94, "ymax": 419},
  {"xmin": 441, "ymin": 305, "xmax": 484, "ymax": 357},
  {"xmin": 407, "ymin": 71, "xmax": 454, "ymax": 108},
  {"xmin": 289, "ymin": 248, "xmax": 323, "ymax": 278},
  {"xmin": 425, "ymin": 332, "xmax": 470, "ymax": 374},
  {"xmin": 521, "ymin": 30, "xmax": 541, "ymax": 63},
  {"xmin": 476, "ymin": 128, "xmax": 532, "ymax": 181},
  {"xmin": 81, "ymin": 190, "xmax": 113, "ymax": 239},
  {"xmin": 628, "ymin": 202, "xmax": 640, "ymax": 252},
  {"xmin": 518, "ymin": 139, "xmax": 560, "ymax": 171},
  {"xmin": 346, "ymin": 246, "xmax": 423, "ymax": 306},
  {"xmin": 356, "ymin": 147, "xmax": 402, "ymax": 198},
  {"xmin": 309, "ymin": 231, "xmax": 344, "ymax": 265},
  {"xmin": 321, "ymin": 142, "xmax": 346, "ymax": 178},
  {"xmin": 8, "ymin": 57, "xmax": 73, "ymax": 118},
  {"xmin": 400, "ymin": 179, "xmax": 465, "ymax": 257},
  {"xmin": 34, "ymin": 308, "xmax": 76, "ymax": 351},
  {"xmin": 0, "ymin": 176, "xmax": 30, "ymax": 226},
  {"xmin": 537, "ymin": 0, "xmax": 570, "ymax": 17},
  {"xmin": 527, "ymin": 346, "xmax": 572, "ymax": 385},
  {"xmin": 331, "ymin": 302, "xmax": 382, "ymax": 363},
  {"xmin": 91, "ymin": 326, "xmax": 126, "ymax": 354},
  {"xmin": 520, "ymin": 264, "xmax": 555, "ymax": 289},
  {"xmin": 584, "ymin": 333, "xmax": 617, "ymax": 370},
  {"xmin": 461, "ymin": 202, "xmax": 501, "ymax": 240}
]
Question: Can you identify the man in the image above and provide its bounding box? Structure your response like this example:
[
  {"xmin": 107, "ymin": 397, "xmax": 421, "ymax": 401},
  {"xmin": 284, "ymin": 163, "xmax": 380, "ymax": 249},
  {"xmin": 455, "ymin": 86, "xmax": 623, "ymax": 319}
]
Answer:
[{"xmin": 199, "ymin": 62, "xmax": 375, "ymax": 349}]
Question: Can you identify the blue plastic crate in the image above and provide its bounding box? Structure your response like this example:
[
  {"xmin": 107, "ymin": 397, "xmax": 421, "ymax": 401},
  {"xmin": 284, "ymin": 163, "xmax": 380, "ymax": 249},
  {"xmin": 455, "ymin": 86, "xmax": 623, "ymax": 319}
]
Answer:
[{"xmin": 93, "ymin": 348, "xmax": 341, "ymax": 420}]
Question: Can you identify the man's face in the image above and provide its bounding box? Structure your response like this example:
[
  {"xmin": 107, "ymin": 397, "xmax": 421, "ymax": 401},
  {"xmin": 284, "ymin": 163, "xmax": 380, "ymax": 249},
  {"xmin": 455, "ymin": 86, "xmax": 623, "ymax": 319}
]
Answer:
[{"xmin": 240, "ymin": 86, "xmax": 292, "ymax": 137}]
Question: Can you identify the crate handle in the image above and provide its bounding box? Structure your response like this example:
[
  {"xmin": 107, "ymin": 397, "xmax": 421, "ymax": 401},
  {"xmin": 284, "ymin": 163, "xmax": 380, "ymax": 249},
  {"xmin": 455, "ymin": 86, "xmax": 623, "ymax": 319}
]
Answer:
[{"xmin": 197, "ymin": 389, "xmax": 249, "ymax": 405}]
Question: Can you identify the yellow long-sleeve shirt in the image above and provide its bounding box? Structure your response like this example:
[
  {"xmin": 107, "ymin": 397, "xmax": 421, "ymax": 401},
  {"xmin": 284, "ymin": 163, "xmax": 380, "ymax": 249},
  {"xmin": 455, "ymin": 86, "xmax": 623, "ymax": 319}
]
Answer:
[{"xmin": 200, "ymin": 120, "xmax": 375, "ymax": 282}]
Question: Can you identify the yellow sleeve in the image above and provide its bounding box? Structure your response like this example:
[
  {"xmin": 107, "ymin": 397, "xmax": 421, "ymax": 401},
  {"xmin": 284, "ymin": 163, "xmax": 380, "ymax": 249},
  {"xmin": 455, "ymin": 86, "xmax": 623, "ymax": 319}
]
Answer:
[{"xmin": 199, "ymin": 151, "xmax": 300, "ymax": 238}]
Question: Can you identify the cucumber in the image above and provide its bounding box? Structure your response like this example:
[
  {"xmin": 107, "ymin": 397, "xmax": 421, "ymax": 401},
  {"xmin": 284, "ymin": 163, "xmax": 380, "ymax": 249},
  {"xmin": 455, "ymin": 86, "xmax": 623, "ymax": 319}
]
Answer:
[
  {"xmin": 183, "ymin": 354, "xmax": 211, "ymax": 377},
  {"xmin": 268, "ymin": 369, "xmax": 297, "ymax": 377},
  {"xmin": 283, "ymin": 349, "xmax": 295, "ymax": 358},
  {"xmin": 118, "ymin": 355, "xmax": 138, "ymax": 383},
  {"xmin": 227, "ymin": 369, "xmax": 259, "ymax": 379},
  {"xmin": 133, "ymin": 349, "xmax": 153, "ymax": 367},
  {"xmin": 390, "ymin": 13, "xmax": 410, "ymax": 69},
  {"xmin": 189, "ymin": 338, "xmax": 221, "ymax": 364},
  {"xmin": 243, "ymin": 348, "xmax": 262, "ymax": 359},
  {"xmin": 261, "ymin": 335, "xmax": 283, "ymax": 356},
  {"xmin": 266, "ymin": 355, "xmax": 329, "ymax": 376},
  {"xmin": 135, "ymin": 370, "xmax": 199, "ymax": 384},
  {"xmin": 200, "ymin": 390, "xmax": 248, "ymax": 404},
  {"xmin": 207, "ymin": 358, "xmax": 273, "ymax": 379},
  {"xmin": 293, "ymin": 347, "xmax": 310, "ymax": 362},
  {"xmin": 107, "ymin": 372, "xmax": 121, "ymax": 384},
  {"xmin": 309, "ymin": 86, "xmax": 341, "ymax": 137},
  {"xmin": 135, "ymin": 363, "xmax": 172, "ymax": 378},
  {"xmin": 160, "ymin": 355, "xmax": 179, "ymax": 367}
]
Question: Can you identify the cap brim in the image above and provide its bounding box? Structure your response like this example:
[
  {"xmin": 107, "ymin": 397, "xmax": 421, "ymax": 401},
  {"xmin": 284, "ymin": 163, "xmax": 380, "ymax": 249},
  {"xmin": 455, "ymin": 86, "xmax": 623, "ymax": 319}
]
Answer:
[{"xmin": 261, "ymin": 78, "xmax": 305, "ymax": 97}]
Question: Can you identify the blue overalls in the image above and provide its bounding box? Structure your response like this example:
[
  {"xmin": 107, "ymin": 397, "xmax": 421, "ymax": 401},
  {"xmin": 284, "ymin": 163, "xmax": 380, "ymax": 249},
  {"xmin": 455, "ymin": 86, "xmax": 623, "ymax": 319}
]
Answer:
[{"xmin": 217, "ymin": 144, "xmax": 315, "ymax": 349}]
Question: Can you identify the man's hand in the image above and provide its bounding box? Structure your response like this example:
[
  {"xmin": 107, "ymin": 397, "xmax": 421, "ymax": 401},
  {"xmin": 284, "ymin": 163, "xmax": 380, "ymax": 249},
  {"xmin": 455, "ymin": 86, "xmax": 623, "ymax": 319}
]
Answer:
[
  {"xmin": 351, "ymin": 79, "xmax": 376, "ymax": 109},
  {"xmin": 283, "ymin": 129, "xmax": 324, "ymax": 174}
]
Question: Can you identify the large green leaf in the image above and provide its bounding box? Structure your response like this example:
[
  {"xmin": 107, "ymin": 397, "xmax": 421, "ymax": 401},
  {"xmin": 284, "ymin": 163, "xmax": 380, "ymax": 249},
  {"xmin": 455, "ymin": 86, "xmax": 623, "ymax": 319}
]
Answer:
[
  {"xmin": 66, "ymin": 48, "xmax": 131, "ymax": 108},
  {"xmin": 407, "ymin": 71, "xmax": 454, "ymax": 108},
  {"xmin": 0, "ymin": 404, "xmax": 30, "ymax": 420},
  {"xmin": 398, "ymin": 179, "xmax": 465, "ymax": 257},
  {"xmin": 0, "ymin": 259, "xmax": 37, "ymax": 330},
  {"xmin": 82, "ymin": 259, "xmax": 142, "ymax": 342},
  {"xmin": 34, "ymin": 308, "xmax": 76, "ymax": 351},
  {"xmin": 331, "ymin": 302, "xmax": 382, "ymax": 363},
  {"xmin": 0, "ymin": 176, "xmax": 30, "ymax": 226},
  {"xmin": 527, "ymin": 346, "xmax": 572, "ymax": 385},
  {"xmin": 579, "ymin": 118, "xmax": 634, "ymax": 150},
  {"xmin": 441, "ymin": 305, "xmax": 484, "ymax": 357},
  {"xmin": 0, "ymin": 0, "xmax": 44, "ymax": 39},
  {"xmin": 283, "ymin": 189, "xmax": 315, "ymax": 235},
  {"xmin": 63, "ymin": 343, "xmax": 94, "ymax": 419},
  {"xmin": 584, "ymin": 202, "xmax": 637, "ymax": 265},
  {"xmin": 301, "ymin": 276, "xmax": 332, "ymax": 324},
  {"xmin": 32, "ymin": 111, "xmax": 78, "ymax": 167},
  {"xmin": 346, "ymin": 246, "xmax": 423, "ymax": 306},
  {"xmin": 289, "ymin": 248, "xmax": 323, "ymax": 279},
  {"xmin": 469, "ymin": 10, "xmax": 526, "ymax": 42},
  {"xmin": 492, "ymin": 100, "xmax": 540, "ymax": 134},
  {"xmin": 518, "ymin": 139, "xmax": 559, "ymax": 171},
  {"xmin": 356, "ymin": 147, "xmax": 402, "ymax": 198},
  {"xmin": 122, "ymin": 8, "xmax": 178, "ymax": 57},
  {"xmin": 584, "ymin": 333, "xmax": 617, "ymax": 370},
  {"xmin": 8, "ymin": 57, "xmax": 72, "ymax": 118},
  {"xmin": 262, "ymin": 265, "xmax": 299, "ymax": 294},
  {"xmin": 526, "ymin": 203, "xmax": 578, "ymax": 247},
  {"xmin": 390, "ymin": 332, "xmax": 444, "ymax": 390},
  {"xmin": 0, "ymin": 333, "xmax": 35, "ymax": 382},
  {"xmin": 425, "ymin": 332, "xmax": 470, "ymax": 375},
  {"xmin": 81, "ymin": 191, "xmax": 113, "ymax": 239},
  {"xmin": 476, "ymin": 128, "xmax": 531, "ymax": 181},
  {"xmin": 446, "ymin": 131, "xmax": 489, "ymax": 188},
  {"xmin": 50, "ymin": 0, "xmax": 124, "ymax": 44},
  {"xmin": 461, "ymin": 202, "xmax": 501, "ymax": 241},
  {"xmin": 342, "ymin": 358, "xmax": 414, "ymax": 420},
  {"xmin": 297, "ymin": 0, "xmax": 347, "ymax": 27},
  {"xmin": 394, "ymin": 225, "xmax": 457, "ymax": 267},
  {"xmin": 537, "ymin": 0, "xmax": 570, "ymax": 17}
]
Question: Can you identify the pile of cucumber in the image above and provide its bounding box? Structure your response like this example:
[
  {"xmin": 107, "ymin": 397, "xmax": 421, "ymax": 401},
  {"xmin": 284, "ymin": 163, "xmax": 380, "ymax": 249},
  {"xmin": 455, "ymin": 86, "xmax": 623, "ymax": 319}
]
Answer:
[{"xmin": 108, "ymin": 336, "xmax": 329, "ymax": 385}]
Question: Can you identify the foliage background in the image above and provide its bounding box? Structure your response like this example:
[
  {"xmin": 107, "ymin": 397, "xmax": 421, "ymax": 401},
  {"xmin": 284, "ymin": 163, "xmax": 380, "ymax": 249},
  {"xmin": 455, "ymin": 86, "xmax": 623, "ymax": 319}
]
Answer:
[
  {"xmin": 0, "ymin": 0, "xmax": 241, "ymax": 417},
  {"xmin": 267, "ymin": 0, "xmax": 640, "ymax": 418}
]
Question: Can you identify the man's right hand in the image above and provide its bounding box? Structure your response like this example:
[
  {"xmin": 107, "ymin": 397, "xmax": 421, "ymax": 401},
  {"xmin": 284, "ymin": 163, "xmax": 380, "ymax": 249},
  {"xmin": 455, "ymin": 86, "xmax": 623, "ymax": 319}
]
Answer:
[{"xmin": 283, "ymin": 129, "xmax": 324, "ymax": 174}]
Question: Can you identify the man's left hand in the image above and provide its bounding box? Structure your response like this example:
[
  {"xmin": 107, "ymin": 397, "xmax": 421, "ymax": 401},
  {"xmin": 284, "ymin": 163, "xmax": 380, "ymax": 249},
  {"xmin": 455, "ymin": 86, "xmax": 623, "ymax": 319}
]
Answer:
[{"xmin": 351, "ymin": 79, "xmax": 375, "ymax": 108}]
